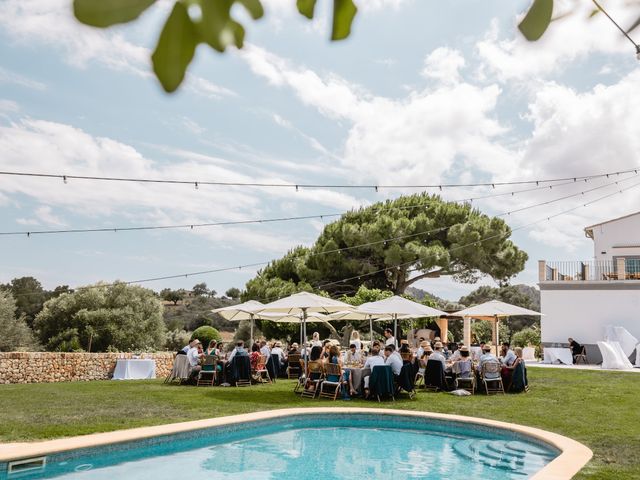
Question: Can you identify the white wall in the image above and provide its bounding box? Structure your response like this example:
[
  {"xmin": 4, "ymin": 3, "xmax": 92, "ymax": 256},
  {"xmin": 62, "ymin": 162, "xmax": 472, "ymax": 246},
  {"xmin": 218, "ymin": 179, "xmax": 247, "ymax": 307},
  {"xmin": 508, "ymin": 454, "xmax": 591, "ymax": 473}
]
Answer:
[
  {"xmin": 541, "ymin": 287, "xmax": 640, "ymax": 344},
  {"xmin": 591, "ymin": 213, "xmax": 640, "ymax": 261}
]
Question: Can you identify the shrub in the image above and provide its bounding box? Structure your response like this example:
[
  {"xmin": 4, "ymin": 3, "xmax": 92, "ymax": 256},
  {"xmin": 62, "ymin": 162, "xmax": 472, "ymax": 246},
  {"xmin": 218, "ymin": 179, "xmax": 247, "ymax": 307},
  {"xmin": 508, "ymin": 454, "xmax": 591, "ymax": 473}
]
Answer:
[
  {"xmin": 165, "ymin": 329, "xmax": 192, "ymax": 351},
  {"xmin": 511, "ymin": 326, "xmax": 541, "ymax": 348},
  {"xmin": 191, "ymin": 326, "xmax": 221, "ymax": 348}
]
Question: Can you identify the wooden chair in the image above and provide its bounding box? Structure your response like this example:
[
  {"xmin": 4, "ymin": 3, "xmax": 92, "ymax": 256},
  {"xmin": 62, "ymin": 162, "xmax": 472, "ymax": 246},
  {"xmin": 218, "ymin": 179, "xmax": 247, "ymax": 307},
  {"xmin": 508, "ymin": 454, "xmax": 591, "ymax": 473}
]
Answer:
[
  {"xmin": 196, "ymin": 355, "xmax": 217, "ymax": 387},
  {"xmin": 574, "ymin": 346, "xmax": 588, "ymax": 365},
  {"xmin": 481, "ymin": 361, "xmax": 505, "ymax": 395},
  {"xmin": 254, "ymin": 354, "xmax": 271, "ymax": 383},
  {"xmin": 287, "ymin": 354, "xmax": 301, "ymax": 379},
  {"xmin": 300, "ymin": 361, "xmax": 324, "ymax": 399},
  {"xmin": 318, "ymin": 363, "xmax": 345, "ymax": 401}
]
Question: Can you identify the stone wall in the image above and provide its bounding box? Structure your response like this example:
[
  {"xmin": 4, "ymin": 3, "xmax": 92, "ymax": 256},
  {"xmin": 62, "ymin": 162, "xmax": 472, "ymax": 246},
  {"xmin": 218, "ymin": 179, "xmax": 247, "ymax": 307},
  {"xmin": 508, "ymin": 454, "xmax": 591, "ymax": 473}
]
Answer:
[{"xmin": 0, "ymin": 352, "xmax": 174, "ymax": 384}]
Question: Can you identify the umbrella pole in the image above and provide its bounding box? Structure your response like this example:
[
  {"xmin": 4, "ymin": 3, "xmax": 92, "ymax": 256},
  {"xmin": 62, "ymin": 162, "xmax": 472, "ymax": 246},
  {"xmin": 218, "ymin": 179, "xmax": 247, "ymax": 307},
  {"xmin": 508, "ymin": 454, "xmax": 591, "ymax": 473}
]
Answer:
[
  {"xmin": 369, "ymin": 315, "xmax": 374, "ymax": 344},
  {"xmin": 250, "ymin": 314, "xmax": 254, "ymax": 346},
  {"xmin": 303, "ymin": 308, "xmax": 308, "ymax": 375},
  {"xmin": 394, "ymin": 314, "xmax": 398, "ymax": 348}
]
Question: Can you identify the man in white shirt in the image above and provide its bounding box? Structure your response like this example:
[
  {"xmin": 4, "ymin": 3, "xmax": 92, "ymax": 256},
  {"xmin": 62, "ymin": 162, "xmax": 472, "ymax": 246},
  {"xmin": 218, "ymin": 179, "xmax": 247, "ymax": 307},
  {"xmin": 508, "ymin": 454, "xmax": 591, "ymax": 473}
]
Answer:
[
  {"xmin": 429, "ymin": 342, "xmax": 447, "ymax": 370},
  {"xmin": 383, "ymin": 345, "xmax": 403, "ymax": 376},
  {"xmin": 345, "ymin": 344, "xmax": 362, "ymax": 364},
  {"xmin": 187, "ymin": 340, "xmax": 203, "ymax": 380},
  {"xmin": 478, "ymin": 344, "xmax": 500, "ymax": 378},
  {"xmin": 362, "ymin": 345, "xmax": 386, "ymax": 393},
  {"xmin": 227, "ymin": 341, "xmax": 248, "ymax": 363},
  {"xmin": 271, "ymin": 341, "xmax": 286, "ymax": 367},
  {"xmin": 181, "ymin": 339, "xmax": 198, "ymax": 354},
  {"xmin": 449, "ymin": 342, "xmax": 465, "ymax": 362},
  {"xmin": 384, "ymin": 328, "xmax": 397, "ymax": 348},
  {"xmin": 259, "ymin": 340, "xmax": 270, "ymax": 358},
  {"xmin": 499, "ymin": 342, "xmax": 517, "ymax": 367}
]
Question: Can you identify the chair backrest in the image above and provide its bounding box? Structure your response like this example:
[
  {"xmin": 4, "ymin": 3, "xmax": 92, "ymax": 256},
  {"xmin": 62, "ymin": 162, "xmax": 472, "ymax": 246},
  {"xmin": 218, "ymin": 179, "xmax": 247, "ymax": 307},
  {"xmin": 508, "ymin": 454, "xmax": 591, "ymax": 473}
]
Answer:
[
  {"xmin": 454, "ymin": 359, "xmax": 472, "ymax": 377},
  {"xmin": 202, "ymin": 355, "xmax": 217, "ymax": 367},
  {"xmin": 308, "ymin": 360, "xmax": 323, "ymax": 374},
  {"xmin": 324, "ymin": 362, "xmax": 342, "ymax": 377},
  {"xmin": 288, "ymin": 353, "xmax": 301, "ymax": 363},
  {"xmin": 257, "ymin": 354, "xmax": 268, "ymax": 369},
  {"xmin": 370, "ymin": 365, "xmax": 394, "ymax": 395},
  {"xmin": 481, "ymin": 360, "xmax": 501, "ymax": 378},
  {"xmin": 425, "ymin": 359, "xmax": 446, "ymax": 387}
]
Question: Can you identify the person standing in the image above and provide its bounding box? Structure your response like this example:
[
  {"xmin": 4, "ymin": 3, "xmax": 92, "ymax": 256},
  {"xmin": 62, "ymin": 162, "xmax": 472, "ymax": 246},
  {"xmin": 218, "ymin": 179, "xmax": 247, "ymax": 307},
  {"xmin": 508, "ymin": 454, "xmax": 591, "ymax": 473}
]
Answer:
[{"xmin": 384, "ymin": 328, "xmax": 397, "ymax": 348}]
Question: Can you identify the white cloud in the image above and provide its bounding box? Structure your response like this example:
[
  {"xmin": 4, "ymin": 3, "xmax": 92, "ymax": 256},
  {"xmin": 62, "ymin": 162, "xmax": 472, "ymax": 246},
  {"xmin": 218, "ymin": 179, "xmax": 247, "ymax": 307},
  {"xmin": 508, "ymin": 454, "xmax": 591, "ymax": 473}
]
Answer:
[
  {"xmin": 477, "ymin": 5, "xmax": 638, "ymax": 81},
  {"xmin": 421, "ymin": 47, "xmax": 465, "ymax": 84},
  {"xmin": 0, "ymin": 67, "xmax": 46, "ymax": 91},
  {"xmin": 0, "ymin": 99, "xmax": 20, "ymax": 113}
]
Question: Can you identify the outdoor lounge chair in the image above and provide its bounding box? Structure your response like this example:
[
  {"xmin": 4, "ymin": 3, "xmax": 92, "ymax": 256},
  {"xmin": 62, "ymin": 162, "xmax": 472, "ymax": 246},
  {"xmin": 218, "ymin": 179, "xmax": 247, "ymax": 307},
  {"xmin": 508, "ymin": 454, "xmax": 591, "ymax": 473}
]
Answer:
[
  {"xmin": 318, "ymin": 363, "xmax": 345, "ymax": 401},
  {"xmin": 424, "ymin": 359, "xmax": 447, "ymax": 392},
  {"xmin": 300, "ymin": 361, "xmax": 324, "ymax": 399},
  {"xmin": 453, "ymin": 359, "xmax": 475, "ymax": 394},
  {"xmin": 287, "ymin": 354, "xmax": 301, "ymax": 379},
  {"xmin": 481, "ymin": 360, "xmax": 505, "ymax": 395},
  {"xmin": 254, "ymin": 354, "xmax": 271, "ymax": 384},
  {"xmin": 197, "ymin": 355, "xmax": 217, "ymax": 387},
  {"xmin": 369, "ymin": 365, "xmax": 395, "ymax": 402},
  {"xmin": 574, "ymin": 346, "xmax": 588, "ymax": 365}
]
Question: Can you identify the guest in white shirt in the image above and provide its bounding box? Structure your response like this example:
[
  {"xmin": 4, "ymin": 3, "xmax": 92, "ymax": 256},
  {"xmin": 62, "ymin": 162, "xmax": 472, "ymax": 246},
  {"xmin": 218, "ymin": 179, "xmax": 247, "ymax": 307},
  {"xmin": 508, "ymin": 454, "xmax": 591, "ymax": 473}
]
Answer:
[
  {"xmin": 345, "ymin": 344, "xmax": 362, "ymax": 364},
  {"xmin": 362, "ymin": 346, "xmax": 386, "ymax": 395},
  {"xmin": 384, "ymin": 328, "xmax": 396, "ymax": 348},
  {"xmin": 271, "ymin": 341, "xmax": 286, "ymax": 366},
  {"xmin": 478, "ymin": 344, "xmax": 500, "ymax": 378},
  {"xmin": 449, "ymin": 342, "xmax": 465, "ymax": 362},
  {"xmin": 187, "ymin": 340, "xmax": 203, "ymax": 379},
  {"xmin": 259, "ymin": 340, "xmax": 271, "ymax": 358},
  {"xmin": 500, "ymin": 342, "xmax": 517, "ymax": 366},
  {"xmin": 429, "ymin": 342, "xmax": 447, "ymax": 370},
  {"xmin": 384, "ymin": 345, "xmax": 403, "ymax": 376},
  {"xmin": 181, "ymin": 339, "xmax": 198, "ymax": 354}
]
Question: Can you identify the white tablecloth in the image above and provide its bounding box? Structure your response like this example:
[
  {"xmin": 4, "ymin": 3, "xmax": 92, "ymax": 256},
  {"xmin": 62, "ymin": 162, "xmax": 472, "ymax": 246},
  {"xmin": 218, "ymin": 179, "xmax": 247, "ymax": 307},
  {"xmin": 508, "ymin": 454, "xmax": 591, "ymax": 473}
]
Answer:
[
  {"xmin": 112, "ymin": 359, "xmax": 156, "ymax": 380},
  {"xmin": 598, "ymin": 341, "xmax": 633, "ymax": 370},
  {"xmin": 542, "ymin": 348, "xmax": 573, "ymax": 365},
  {"xmin": 522, "ymin": 347, "xmax": 536, "ymax": 361}
]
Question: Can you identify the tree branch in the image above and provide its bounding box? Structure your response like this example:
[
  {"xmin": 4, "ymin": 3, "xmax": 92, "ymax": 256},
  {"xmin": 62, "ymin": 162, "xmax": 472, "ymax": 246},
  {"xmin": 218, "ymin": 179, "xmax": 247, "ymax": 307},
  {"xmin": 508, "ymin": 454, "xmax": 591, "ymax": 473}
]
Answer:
[{"xmin": 403, "ymin": 269, "xmax": 444, "ymax": 289}]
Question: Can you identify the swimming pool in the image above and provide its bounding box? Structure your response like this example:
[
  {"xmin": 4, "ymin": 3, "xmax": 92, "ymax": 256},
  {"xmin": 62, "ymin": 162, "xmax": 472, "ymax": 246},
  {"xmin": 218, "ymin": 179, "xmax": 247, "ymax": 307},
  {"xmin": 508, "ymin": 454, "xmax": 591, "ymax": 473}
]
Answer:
[{"xmin": 0, "ymin": 409, "xmax": 587, "ymax": 479}]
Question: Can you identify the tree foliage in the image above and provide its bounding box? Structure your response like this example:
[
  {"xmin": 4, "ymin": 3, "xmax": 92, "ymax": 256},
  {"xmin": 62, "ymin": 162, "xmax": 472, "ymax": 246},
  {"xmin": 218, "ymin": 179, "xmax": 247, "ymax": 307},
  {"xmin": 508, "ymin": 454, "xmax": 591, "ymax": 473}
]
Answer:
[
  {"xmin": 245, "ymin": 194, "xmax": 528, "ymax": 298},
  {"xmin": 35, "ymin": 282, "xmax": 166, "ymax": 352},
  {"xmin": 225, "ymin": 287, "xmax": 241, "ymax": 299},
  {"xmin": 190, "ymin": 325, "xmax": 221, "ymax": 347},
  {"xmin": 160, "ymin": 288, "xmax": 186, "ymax": 305},
  {"xmin": 0, "ymin": 290, "xmax": 38, "ymax": 351},
  {"xmin": 192, "ymin": 282, "xmax": 209, "ymax": 297},
  {"xmin": 164, "ymin": 295, "xmax": 237, "ymax": 332}
]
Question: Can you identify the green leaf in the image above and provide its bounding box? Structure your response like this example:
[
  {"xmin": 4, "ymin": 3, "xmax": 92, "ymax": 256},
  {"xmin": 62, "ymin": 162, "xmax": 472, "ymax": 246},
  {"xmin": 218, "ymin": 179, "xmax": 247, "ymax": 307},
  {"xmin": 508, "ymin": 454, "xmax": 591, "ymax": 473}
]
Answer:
[
  {"xmin": 518, "ymin": 0, "xmax": 553, "ymax": 41},
  {"xmin": 199, "ymin": 0, "xmax": 245, "ymax": 52},
  {"xmin": 331, "ymin": 0, "xmax": 357, "ymax": 41},
  {"xmin": 73, "ymin": 0, "xmax": 156, "ymax": 28},
  {"xmin": 151, "ymin": 2, "xmax": 199, "ymax": 93},
  {"xmin": 237, "ymin": 0, "xmax": 264, "ymax": 20},
  {"xmin": 296, "ymin": 0, "xmax": 317, "ymax": 19}
]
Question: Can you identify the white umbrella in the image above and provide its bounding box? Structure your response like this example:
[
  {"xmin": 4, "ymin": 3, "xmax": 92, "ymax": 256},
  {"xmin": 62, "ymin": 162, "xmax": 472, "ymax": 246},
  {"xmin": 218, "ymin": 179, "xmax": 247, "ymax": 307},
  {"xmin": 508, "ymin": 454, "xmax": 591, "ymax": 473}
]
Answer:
[
  {"xmin": 328, "ymin": 310, "xmax": 405, "ymax": 343},
  {"xmin": 355, "ymin": 295, "xmax": 447, "ymax": 346},
  {"xmin": 211, "ymin": 300, "xmax": 264, "ymax": 345},
  {"xmin": 258, "ymin": 292, "xmax": 353, "ymax": 372},
  {"xmin": 256, "ymin": 311, "xmax": 330, "ymax": 347},
  {"xmin": 451, "ymin": 300, "xmax": 542, "ymax": 347}
]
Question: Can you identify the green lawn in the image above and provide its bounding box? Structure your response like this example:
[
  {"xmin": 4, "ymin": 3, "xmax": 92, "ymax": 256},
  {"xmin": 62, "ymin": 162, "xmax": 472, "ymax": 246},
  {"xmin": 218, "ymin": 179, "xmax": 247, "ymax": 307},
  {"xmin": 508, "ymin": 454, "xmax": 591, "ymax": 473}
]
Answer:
[{"xmin": 0, "ymin": 368, "xmax": 638, "ymax": 479}]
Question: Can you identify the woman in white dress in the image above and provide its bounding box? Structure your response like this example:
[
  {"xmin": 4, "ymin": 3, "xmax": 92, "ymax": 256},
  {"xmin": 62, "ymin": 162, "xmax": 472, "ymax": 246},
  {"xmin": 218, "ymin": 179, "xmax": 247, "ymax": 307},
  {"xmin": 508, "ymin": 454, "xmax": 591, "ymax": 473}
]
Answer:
[{"xmin": 350, "ymin": 330, "xmax": 362, "ymax": 351}]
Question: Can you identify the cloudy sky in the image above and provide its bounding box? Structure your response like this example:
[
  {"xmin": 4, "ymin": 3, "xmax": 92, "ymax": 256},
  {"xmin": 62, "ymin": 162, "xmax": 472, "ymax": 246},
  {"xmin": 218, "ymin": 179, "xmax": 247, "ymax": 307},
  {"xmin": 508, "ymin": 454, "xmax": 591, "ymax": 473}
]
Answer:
[{"xmin": 1, "ymin": 0, "xmax": 639, "ymax": 300}]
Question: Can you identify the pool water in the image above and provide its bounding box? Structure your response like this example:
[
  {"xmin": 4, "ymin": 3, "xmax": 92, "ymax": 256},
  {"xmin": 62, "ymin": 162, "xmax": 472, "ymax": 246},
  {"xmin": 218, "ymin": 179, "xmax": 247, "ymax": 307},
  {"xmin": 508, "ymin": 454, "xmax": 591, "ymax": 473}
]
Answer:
[{"xmin": 0, "ymin": 414, "xmax": 558, "ymax": 479}]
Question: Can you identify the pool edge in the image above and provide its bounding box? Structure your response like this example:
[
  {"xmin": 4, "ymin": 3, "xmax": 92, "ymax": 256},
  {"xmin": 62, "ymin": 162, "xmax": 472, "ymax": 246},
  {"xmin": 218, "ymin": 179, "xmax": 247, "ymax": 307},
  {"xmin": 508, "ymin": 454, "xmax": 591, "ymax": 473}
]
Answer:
[{"xmin": 0, "ymin": 407, "xmax": 592, "ymax": 479}]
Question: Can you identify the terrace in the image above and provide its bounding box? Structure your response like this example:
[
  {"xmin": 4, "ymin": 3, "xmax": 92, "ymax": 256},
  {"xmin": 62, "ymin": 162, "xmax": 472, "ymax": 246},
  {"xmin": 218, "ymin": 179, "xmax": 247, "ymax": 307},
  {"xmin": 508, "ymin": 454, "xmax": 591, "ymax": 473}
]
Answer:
[{"xmin": 538, "ymin": 258, "xmax": 640, "ymax": 282}]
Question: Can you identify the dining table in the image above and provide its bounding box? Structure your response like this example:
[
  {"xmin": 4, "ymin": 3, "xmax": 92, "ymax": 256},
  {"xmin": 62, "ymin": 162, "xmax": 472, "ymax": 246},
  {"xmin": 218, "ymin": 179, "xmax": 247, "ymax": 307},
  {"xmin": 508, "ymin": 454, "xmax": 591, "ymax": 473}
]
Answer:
[{"xmin": 343, "ymin": 365, "xmax": 371, "ymax": 394}]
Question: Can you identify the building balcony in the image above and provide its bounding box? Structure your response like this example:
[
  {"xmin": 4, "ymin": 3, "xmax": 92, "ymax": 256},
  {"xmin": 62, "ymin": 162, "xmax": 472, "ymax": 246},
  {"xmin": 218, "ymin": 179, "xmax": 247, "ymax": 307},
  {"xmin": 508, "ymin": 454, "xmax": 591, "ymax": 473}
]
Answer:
[{"xmin": 538, "ymin": 259, "xmax": 640, "ymax": 282}]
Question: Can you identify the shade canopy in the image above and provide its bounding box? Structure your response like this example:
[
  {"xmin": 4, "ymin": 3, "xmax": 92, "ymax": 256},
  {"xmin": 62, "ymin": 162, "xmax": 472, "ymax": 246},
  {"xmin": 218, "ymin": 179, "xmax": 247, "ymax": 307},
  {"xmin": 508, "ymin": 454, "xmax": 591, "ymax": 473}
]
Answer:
[
  {"xmin": 255, "ymin": 312, "xmax": 330, "ymax": 324},
  {"xmin": 211, "ymin": 300, "xmax": 265, "ymax": 321},
  {"xmin": 452, "ymin": 300, "xmax": 542, "ymax": 319},
  {"xmin": 327, "ymin": 310, "xmax": 400, "ymax": 321},
  {"xmin": 355, "ymin": 295, "xmax": 447, "ymax": 318},
  {"xmin": 258, "ymin": 292, "xmax": 353, "ymax": 314}
]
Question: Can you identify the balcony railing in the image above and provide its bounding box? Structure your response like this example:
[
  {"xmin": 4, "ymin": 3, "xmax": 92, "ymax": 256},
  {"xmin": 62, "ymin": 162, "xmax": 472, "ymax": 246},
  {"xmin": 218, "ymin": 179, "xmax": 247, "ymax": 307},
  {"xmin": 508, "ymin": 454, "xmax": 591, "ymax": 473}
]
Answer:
[{"xmin": 539, "ymin": 259, "xmax": 640, "ymax": 282}]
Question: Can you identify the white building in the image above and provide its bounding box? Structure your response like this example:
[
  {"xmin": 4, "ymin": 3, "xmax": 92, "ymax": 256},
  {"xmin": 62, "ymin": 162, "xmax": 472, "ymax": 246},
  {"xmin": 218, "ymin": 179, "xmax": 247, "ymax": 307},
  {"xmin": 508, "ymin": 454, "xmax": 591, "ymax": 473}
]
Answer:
[{"xmin": 539, "ymin": 211, "xmax": 640, "ymax": 362}]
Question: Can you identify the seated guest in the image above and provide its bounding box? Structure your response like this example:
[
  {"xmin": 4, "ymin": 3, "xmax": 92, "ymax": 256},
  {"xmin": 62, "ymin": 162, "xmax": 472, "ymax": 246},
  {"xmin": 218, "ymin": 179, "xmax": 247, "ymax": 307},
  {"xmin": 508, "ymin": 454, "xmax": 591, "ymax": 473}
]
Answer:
[
  {"xmin": 453, "ymin": 345, "xmax": 473, "ymax": 378},
  {"xmin": 271, "ymin": 341, "xmax": 286, "ymax": 367},
  {"xmin": 322, "ymin": 339, "xmax": 332, "ymax": 359},
  {"xmin": 384, "ymin": 345, "xmax": 403, "ymax": 377},
  {"xmin": 325, "ymin": 345, "xmax": 343, "ymax": 382},
  {"xmin": 187, "ymin": 340, "xmax": 203, "ymax": 380},
  {"xmin": 304, "ymin": 346, "xmax": 324, "ymax": 392},
  {"xmin": 205, "ymin": 340, "xmax": 218, "ymax": 356},
  {"xmin": 568, "ymin": 337, "xmax": 583, "ymax": 363},
  {"xmin": 259, "ymin": 340, "xmax": 270, "ymax": 357},
  {"xmin": 227, "ymin": 341, "xmax": 248, "ymax": 362},
  {"xmin": 249, "ymin": 343, "xmax": 261, "ymax": 371},
  {"xmin": 345, "ymin": 344, "xmax": 362, "ymax": 364},
  {"xmin": 429, "ymin": 341, "xmax": 447, "ymax": 370},
  {"xmin": 478, "ymin": 344, "xmax": 500, "ymax": 378},
  {"xmin": 417, "ymin": 344, "xmax": 433, "ymax": 376},
  {"xmin": 499, "ymin": 342, "xmax": 517, "ymax": 367},
  {"xmin": 416, "ymin": 340, "xmax": 429, "ymax": 359},
  {"xmin": 287, "ymin": 343, "xmax": 299, "ymax": 356},
  {"xmin": 501, "ymin": 346, "xmax": 524, "ymax": 387},
  {"xmin": 216, "ymin": 342, "xmax": 226, "ymax": 360},
  {"xmin": 449, "ymin": 342, "xmax": 465, "ymax": 362},
  {"xmin": 180, "ymin": 339, "xmax": 198, "ymax": 355},
  {"xmin": 362, "ymin": 345, "xmax": 386, "ymax": 397}
]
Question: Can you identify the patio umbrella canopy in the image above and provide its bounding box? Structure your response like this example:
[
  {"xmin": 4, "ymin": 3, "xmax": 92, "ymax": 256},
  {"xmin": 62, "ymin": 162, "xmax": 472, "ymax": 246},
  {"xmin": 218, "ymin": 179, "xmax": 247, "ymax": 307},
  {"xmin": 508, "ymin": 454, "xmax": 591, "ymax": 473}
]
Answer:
[
  {"xmin": 355, "ymin": 296, "xmax": 447, "ymax": 346},
  {"xmin": 451, "ymin": 300, "xmax": 542, "ymax": 347},
  {"xmin": 211, "ymin": 300, "xmax": 265, "ymax": 345},
  {"xmin": 258, "ymin": 292, "xmax": 353, "ymax": 372},
  {"xmin": 328, "ymin": 310, "xmax": 410, "ymax": 343}
]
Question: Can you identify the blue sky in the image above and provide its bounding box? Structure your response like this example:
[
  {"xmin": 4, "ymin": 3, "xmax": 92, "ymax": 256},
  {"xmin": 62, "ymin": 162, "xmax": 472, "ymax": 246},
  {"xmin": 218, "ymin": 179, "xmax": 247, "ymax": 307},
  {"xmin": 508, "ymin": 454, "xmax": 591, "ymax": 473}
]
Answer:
[{"xmin": 1, "ymin": 0, "xmax": 640, "ymax": 300}]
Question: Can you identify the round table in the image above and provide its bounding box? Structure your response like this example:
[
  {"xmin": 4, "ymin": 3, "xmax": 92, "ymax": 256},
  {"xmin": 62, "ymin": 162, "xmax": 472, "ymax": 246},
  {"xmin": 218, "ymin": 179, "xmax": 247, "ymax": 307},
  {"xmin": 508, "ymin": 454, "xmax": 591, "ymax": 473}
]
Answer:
[{"xmin": 343, "ymin": 366, "xmax": 370, "ymax": 394}]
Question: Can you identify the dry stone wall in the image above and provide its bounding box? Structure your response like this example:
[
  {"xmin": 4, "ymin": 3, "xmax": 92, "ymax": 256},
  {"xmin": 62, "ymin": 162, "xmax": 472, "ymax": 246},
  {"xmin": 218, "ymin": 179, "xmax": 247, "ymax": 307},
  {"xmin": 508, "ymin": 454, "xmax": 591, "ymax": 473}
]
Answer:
[{"xmin": 0, "ymin": 352, "xmax": 174, "ymax": 384}]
